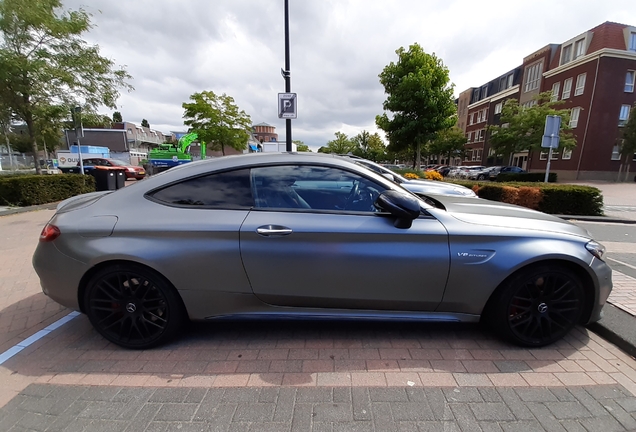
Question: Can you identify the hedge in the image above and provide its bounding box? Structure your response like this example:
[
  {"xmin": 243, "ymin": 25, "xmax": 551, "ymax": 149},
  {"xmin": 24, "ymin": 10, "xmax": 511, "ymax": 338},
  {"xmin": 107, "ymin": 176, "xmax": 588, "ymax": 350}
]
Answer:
[
  {"xmin": 0, "ymin": 174, "xmax": 96, "ymax": 206},
  {"xmin": 497, "ymin": 172, "xmax": 558, "ymax": 182},
  {"xmin": 447, "ymin": 180, "xmax": 603, "ymax": 216}
]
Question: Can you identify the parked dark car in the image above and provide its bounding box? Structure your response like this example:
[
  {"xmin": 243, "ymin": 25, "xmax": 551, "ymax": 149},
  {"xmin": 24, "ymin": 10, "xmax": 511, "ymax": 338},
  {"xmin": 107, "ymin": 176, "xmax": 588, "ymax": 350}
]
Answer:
[
  {"xmin": 467, "ymin": 166, "xmax": 501, "ymax": 181},
  {"xmin": 79, "ymin": 158, "xmax": 146, "ymax": 180},
  {"xmin": 489, "ymin": 166, "xmax": 526, "ymax": 181}
]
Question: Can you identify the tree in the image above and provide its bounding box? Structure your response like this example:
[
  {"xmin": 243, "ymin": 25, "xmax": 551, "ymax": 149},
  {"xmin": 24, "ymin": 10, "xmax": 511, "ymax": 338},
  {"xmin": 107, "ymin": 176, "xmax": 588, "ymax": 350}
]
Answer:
[
  {"xmin": 488, "ymin": 92, "xmax": 575, "ymax": 164},
  {"xmin": 79, "ymin": 112, "xmax": 112, "ymax": 128},
  {"xmin": 112, "ymin": 111, "xmax": 122, "ymax": 123},
  {"xmin": 376, "ymin": 44, "xmax": 456, "ymax": 169},
  {"xmin": 322, "ymin": 132, "xmax": 356, "ymax": 154},
  {"xmin": 618, "ymin": 103, "xmax": 636, "ymax": 182},
  {"xmin": 428, "ymin": 127, "xmax": 467, "ymax": 165},
  {"xmin": 351, "ymin": 130, "xmax": 386, "ymax": 162},
  {"xmin": 0, "ymin": 0, "xmax": 133, "ymax": 173},
  {"xmin": 182, "ymin": 90, "xmax": 252, "ymax": 156},
  {"xmin": 141, "ymin": 118, "xmax": 150, "ymax": 128},
  {"xmin": 293, "ymin": 139, "xmax": 311, "ymax": 152}
]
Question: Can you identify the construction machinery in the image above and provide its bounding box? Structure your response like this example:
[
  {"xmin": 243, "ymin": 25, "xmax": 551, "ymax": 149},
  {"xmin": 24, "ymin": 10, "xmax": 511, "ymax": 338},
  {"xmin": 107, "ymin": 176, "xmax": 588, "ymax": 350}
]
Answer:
[{"xmin": 147, "ymin": 133, "xmax": 205, "ymax": 174}]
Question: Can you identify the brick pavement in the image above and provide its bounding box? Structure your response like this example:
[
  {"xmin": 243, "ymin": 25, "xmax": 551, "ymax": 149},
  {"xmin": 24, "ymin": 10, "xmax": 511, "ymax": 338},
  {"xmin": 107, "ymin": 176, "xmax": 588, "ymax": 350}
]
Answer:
[{"xmin": 4, "ymin": 209, "xmax": 636, "ymax": 430}]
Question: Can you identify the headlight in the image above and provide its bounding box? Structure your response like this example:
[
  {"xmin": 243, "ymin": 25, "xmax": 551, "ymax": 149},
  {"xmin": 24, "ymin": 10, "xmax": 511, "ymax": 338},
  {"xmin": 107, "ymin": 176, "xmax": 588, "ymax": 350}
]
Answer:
[{"xmin": 585, "ymin": 241, "xmax": 606, "ymax": 261}]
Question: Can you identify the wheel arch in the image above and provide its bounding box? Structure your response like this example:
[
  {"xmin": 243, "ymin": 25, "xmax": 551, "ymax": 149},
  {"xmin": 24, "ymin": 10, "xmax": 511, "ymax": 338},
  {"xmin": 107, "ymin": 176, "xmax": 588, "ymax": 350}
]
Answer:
[
  {"xmin": 480, "ymin": 258, "xmax": 596, "ymax": 325},
  {"xmin": 77, "ymin": 259, "xmax": 188, "ymax": 319}
]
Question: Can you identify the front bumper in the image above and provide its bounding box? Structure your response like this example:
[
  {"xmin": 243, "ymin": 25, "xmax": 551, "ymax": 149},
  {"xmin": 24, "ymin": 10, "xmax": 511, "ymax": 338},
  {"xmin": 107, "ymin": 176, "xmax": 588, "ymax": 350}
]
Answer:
[{"xmin": 586, "ymin": 258, "xmax": 613, "ymax": 324}]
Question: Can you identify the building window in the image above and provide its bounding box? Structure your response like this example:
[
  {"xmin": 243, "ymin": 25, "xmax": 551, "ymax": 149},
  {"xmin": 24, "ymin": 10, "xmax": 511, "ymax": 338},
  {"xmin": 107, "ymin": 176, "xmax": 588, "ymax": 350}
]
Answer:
[
  {"xmin": 573, "ymin": 39, "xmax": 586, "ymax": 59},
  {"xmin": 562, "ymin": 78, "xmax": 573, "ymax": 99},
  {"xmin": 499, "ymin": 77, "xmax": 507, "ymax": 92},
  {"xmin": 574, "ymin": 73, "xmax": 586, "ymax": 96},
  {"xmin": 551, "ymin": 82, "xmax": 561, "ymax": 102},
  {"xmin": 507, "ymin": 74, "xmax": 514, "ymax": 88},
  {"xmin": 466, "ymin": 132, "xmax": 472, "ymax": 143},
  {"xmin": 562, "ymin": 148, "xmax": 573, "ymax": 160},
  {"xmin": 630, "ymin": 32, "xmax": 636, "ymax": 51},
  {"xmin": 481, "ymin": 85, "xmax": 488, "ymax": 98},
  {"xmin": 561, "ymin": 44, "xmax": 572, "ymax": 65},
  {"xmin": 473, "ymin": 88, "xmax": 480, "ymax": 102},
  {"xmin": 626, "ymin": 71, "xmax": 635, "ymax": 93},
  {"xmin": 524, "ymin": 62, "xmax": 543, "ymax": 92},
  {"xmin": 469, "ymin": 113, "xmax": 474, "ymax": 125},
  {"xmin": 540, "ymin": 151, "xmax": 548, "ymax": 160},
  {"xmin": 611, "ymin": 145, "xmax": 621, "ymax": 160},
  {"xmin": 494, "ymin": 102, "xmax": 503, "ymax": 114},
  {"xmin": 551, "ymin": 151, "xmax": 559, "ymax": 160},
  {"xmin": 619, "ymin": 105, "xmax": 631, "ymax": 126},
  {"xmin": 476, "ymin": 149, "xmax": 482, "ymax": 161},
  {"xmin": 570, "ymin": 107, "xmax": 581, "ymax": 128},
  {"xmin": 478, "ymin": 129, "xmax": 485, "ymax": 141}
]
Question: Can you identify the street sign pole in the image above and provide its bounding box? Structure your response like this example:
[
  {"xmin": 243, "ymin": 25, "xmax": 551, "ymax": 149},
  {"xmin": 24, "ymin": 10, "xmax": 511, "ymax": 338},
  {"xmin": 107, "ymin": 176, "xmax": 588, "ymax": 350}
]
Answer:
[
  {"xmin": 284, "ymin": 0, "xmax": 292, "ymax": 151},
  {"xmin": 541, "ymin": 115, "xmax": 561, "ymax": 183}
]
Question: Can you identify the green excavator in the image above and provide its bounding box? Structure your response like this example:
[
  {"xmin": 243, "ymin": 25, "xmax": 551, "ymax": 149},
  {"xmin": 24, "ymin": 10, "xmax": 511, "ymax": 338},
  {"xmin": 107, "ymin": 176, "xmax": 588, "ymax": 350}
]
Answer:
[{"xmin": 148, "ymin": 132, "xmax": 206, "ymax": 174}]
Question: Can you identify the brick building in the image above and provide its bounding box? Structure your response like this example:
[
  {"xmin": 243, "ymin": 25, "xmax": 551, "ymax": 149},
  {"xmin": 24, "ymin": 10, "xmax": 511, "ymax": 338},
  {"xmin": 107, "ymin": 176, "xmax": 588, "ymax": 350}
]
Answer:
[{"xmin": 457, "ymin": 21, "xmax": 636, "ymax": 180}]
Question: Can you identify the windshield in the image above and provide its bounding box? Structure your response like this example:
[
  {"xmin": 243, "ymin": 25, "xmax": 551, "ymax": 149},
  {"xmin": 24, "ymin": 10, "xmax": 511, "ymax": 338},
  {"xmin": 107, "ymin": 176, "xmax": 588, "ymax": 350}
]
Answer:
[
  {"xmin": 353, "ymin": 160, "xmax": 407, "ymax": 184},
  {"xmin": 109, "ymin": 160, "xmax": 129, "ymax": 166}
]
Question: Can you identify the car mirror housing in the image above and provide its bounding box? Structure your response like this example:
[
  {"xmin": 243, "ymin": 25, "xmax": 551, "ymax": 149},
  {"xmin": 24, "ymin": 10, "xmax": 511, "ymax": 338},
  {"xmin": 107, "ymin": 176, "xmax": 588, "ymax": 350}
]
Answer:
[
  {"xmin": 374, "ymin": 190, "xmax": 421, "ymax": 229},
  {"xmin": 382, "ymin": 173, "xmax": 396, "ymax": 182}
]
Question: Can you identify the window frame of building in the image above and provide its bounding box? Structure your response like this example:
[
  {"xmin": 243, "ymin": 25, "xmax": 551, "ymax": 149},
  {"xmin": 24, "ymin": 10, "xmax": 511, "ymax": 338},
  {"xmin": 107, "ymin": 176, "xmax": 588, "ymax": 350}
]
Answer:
[
  {"xmin": 630, "ymin": 32, "xmax": 636, "ymax": 52},
  {"xmin": 551, "ymin": 82, "xmax": 561, "ymax": 102},
  {"xmin": 562, "ymin": 78, "xmax": 573, "ymax": 99},
  {"xmin": 570, "ymin": 107, "xmax": 581, "ymax": 128},
  {"xmin": 574, "ymin": 73, "xmax": 586, "ymax": 96},
  {"xmin": 476, "ymin": 149, "xmax": 482, "ymax": 161},
  {"xmin": 499, "ymin": 77, "xmax": 507, "ymax": 92},
  {"xmin": 524, "ymin": 61, "xmax": 543, "ymax": 93},
  {"xmin": 611, "ymin": 145, "xmax": 621, "ymax": 160},
  {"xmin": 469, "ymin": 113, "xmax": 474, "ymax": 125},
  {"xmin": 540, "ymin": 151, "xmax": 548, "ymax": 160},
  {"xmin": 619, "ymin": 105, "xmax": 631, "ymax": 127},
  {"xmin": 562, "ymin": 148, "xmax": 573, "ymax": 160},
  {"xmin": 507, "ymin": 74, "xmax": 514, "ymax": 88},
  {"xmin": 573, "ymin": 39, "xmax": 586, "ymax": 59},
  {"xmin": 626, "ymin": 70, "xmax": 635, "ymax": 93},
  {"xmin": 478, "ymin": 129, "xmax": 485, "ymax": 141},
  {"xmin": 466, "ymin": 132, "xmax": 472, "ymax": 143},
  {"xmin": 494, "ymin": 102, "xmax": 503, "ymax": 115},
  {"xmin": 561, "ymin": 44, "xmax": 572, "ymax": 65},
  {"xmin": 481, "ymin": 85, "xmax": 488, "ymax": 99}
]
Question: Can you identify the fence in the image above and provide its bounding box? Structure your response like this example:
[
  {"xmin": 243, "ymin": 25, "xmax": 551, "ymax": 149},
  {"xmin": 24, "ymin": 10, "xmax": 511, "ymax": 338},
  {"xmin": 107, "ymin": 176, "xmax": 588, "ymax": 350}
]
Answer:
[{"xmin": 0, "ymin": 154, "xmax": 35, "ymax": 171}]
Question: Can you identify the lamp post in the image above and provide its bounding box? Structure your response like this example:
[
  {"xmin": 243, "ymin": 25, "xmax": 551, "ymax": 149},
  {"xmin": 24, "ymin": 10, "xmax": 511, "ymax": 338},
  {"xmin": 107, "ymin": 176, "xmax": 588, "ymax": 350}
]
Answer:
[
  {"xmin": 284, "ymin": 0, "xmax": 292, "ymax": 151},
  {"xmin": 72, "ymin": 107, "xmax": 85, "ymax": 175}
]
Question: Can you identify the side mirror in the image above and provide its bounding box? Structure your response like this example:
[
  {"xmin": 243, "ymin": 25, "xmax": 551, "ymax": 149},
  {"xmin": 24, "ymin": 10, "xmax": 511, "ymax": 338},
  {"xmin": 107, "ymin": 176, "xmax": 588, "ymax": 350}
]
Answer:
[
  {"xmin": 382, "ymin": 173, "xmax": 396, "ymax": 182},
  {"xmin": 374, "ymin": 190, "xmax": 421, "ymax": 229}
]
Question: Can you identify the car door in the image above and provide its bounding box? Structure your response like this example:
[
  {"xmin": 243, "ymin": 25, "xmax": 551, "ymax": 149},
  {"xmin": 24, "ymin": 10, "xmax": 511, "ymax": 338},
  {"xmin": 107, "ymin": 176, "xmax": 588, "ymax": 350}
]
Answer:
[{"xmin": 239, "ymin": 164, "xmax": 451, "ymax": 312}]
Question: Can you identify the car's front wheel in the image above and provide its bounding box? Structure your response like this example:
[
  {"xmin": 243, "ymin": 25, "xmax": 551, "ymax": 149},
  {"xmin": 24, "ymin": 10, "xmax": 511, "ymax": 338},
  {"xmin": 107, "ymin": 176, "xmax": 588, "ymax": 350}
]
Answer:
[
  {"xmin": 84, "ymin": 264, "xmax": 185, "ymax": 349},
  {"xmin": 490, "ymin": 265, "xmax": 585, "ymax": 347}
]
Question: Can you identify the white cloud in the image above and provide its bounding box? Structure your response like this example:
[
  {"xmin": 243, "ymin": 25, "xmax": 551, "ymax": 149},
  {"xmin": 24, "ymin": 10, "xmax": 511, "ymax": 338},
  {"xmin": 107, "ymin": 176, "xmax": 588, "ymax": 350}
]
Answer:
[{"xmin": 62, "ymin": 0, "xmax": 636, "ymax": 151}]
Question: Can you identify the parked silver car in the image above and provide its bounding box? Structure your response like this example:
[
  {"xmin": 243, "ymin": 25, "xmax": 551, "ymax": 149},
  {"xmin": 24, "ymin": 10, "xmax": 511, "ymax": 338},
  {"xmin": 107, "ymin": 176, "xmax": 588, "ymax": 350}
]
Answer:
[
  {"xmin": 340, "ymin": 156, "xmax": 477, "ymax": 197},
  {"xmin": 33, "ymin": 152, "xmax": 612, "ymax": 349}
]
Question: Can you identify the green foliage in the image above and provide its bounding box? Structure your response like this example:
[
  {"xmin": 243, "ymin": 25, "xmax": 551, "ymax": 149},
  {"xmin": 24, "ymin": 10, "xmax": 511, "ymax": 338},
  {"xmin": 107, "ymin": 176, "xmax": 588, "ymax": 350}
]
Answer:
[
  {"xmin": 141, "ymin": 118, "xmax": 150, "ymax": 128},
  {"xmin": 488, "ymin": 92, "xmax": 576, "ymax": 161},
  {"xmin": 293, "ymin": 140, "xmax": 311, "ymax": 152},
  {"xmin": 428, "ymin": 127, "xmax": 466, "ymax": 162},
  {"xmin": 351, "ymin": 130, "xmax": 386, "ymax": 161},
  {"xmin": 322, "ymin": 132, "xmax": 356, "ymax": 154},
  {"xmin": 112, "ymin": 111, "xmax": 122, "ymax": 123},
  {"xmin": 0, "ymin": 174, "xmax": 95, "ymax": 206},
  {"xmin": 619, "ymin": 103, "xmax": 636, "ymax": 181},
  {"xmin": 497, "ymin": 172, "xmax": 557, "ymax": 182},
  {"xmin": 77, "ymin": 111, "xmax": 112, "ymax": 129},
  {"xmin": 376, "ymin": 44, "xmax": 456, "ymax": 167},
  {"xmin": 0, "ymin": 0, "xmax": 133, "ymax": 173},
  {"xmin": 182, "ymin": 90, "xmax": 252, "ymax": 156}
]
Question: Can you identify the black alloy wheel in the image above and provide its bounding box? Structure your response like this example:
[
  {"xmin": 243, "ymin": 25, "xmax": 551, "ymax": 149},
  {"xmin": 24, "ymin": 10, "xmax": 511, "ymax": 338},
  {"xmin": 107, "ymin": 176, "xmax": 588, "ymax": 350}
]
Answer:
[
  {"xmin": 492, "ymin": 265, "xmax": 585, "ymax": 347},
  {"xmin": 84, "ymin": 264, "xmax": 184, "ymax": 349}
]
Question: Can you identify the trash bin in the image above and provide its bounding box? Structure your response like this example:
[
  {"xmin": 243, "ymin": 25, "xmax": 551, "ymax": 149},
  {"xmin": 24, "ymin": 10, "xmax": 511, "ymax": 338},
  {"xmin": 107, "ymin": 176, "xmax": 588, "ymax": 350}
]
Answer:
[
  {"xmin": 92, "ymin": 166, "xmax": 117, "ymax": 191},
  {"xmin": 113, "ymin": 168, "xmax": 126, "ymax": 189}
]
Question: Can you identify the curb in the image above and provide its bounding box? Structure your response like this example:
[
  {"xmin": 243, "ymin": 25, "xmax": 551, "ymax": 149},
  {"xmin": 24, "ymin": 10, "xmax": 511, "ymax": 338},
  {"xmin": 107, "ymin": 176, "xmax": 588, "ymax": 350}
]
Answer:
[
  {"xmin": 0, "ymin": 202, "xmax": 58, "ymax": 217},
  {"xmin": 588, "ymin": 304, "xmax": 636, "ymax": 359},
  {"xmin": 557, "ymin": 215, "xmax": 636, "ymax": 224}
]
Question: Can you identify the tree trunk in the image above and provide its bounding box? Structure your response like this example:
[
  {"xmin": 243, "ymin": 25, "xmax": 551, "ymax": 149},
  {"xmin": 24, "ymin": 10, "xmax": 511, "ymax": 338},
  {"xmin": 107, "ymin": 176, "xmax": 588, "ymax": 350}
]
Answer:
[
  {"xmin": 25, "ymin": 115, "xmax": 42, "ymax": 175},
  {"xmin": 415, "ymin": 141, "xmax": 421, "ymax": 169},
  {"xmin": 618, "ymin": 162, "xmax": 624, "ymax": 182},
  {"xmin": 221, "ymin": 143, "xmax": 226, "ymax": 156}
]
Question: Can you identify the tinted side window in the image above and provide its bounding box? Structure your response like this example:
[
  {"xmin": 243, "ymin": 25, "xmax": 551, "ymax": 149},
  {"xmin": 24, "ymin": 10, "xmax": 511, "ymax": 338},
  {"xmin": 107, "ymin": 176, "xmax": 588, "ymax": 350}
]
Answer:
[{"xmin": 150, "ymin": 169, "xmax": 253, "ymax": 208}]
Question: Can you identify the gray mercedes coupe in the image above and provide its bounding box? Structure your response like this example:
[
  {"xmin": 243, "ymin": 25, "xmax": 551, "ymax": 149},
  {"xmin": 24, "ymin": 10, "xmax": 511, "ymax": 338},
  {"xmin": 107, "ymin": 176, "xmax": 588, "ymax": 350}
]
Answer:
[{"xmin": 33, "ymin": 152, "xmax": 612, "ymax": 349}]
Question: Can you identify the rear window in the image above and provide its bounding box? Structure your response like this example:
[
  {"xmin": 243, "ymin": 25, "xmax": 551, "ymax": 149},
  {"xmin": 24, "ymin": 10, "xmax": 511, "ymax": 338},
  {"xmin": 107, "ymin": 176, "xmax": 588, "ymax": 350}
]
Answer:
[{"xmin": 150, "ymin": 169, "xmax": 253, "ymax": 208}]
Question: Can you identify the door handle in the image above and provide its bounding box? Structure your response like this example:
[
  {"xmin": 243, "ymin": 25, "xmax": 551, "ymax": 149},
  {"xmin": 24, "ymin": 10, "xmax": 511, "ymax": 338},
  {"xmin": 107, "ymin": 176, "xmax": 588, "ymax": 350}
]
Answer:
[{"xmin": 256, "ymin": 225, "xmax": 293, "ymax": 236}]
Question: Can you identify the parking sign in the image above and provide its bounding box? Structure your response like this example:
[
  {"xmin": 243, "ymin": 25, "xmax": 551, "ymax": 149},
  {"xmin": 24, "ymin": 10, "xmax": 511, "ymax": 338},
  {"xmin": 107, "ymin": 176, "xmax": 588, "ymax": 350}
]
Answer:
[{"xmin": 278, "ymin": 93, "xmax": 297, "ymax": 119}]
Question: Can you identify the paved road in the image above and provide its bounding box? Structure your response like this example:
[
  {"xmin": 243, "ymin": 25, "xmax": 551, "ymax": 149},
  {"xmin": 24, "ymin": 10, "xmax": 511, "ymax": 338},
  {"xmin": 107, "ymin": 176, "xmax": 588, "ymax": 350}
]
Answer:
[{"xmin": 3, "ymin": 209, "xmax": 636, "ymax": 431}]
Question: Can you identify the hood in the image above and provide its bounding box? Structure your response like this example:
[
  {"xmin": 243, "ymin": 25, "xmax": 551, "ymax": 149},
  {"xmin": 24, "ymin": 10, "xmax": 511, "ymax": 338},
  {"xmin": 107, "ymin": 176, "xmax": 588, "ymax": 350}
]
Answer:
[
  {"xmin": 403, "ymin": 180, "xmax": 477, "ymax": 197},
  {"xmin": 432, "ymin": 195, "xmax": 592, "ymax": 239}
]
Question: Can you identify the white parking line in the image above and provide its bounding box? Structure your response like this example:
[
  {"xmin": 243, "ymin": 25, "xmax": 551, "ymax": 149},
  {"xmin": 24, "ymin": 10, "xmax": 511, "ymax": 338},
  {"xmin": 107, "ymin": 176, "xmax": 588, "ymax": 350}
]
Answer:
[
  {"xmin": 0, "ymin": 311, "xmax": 80, "ymax": 365},
  {"xmin": 608, "ymin": 257, "xmax": 636, "ymax": 272}
]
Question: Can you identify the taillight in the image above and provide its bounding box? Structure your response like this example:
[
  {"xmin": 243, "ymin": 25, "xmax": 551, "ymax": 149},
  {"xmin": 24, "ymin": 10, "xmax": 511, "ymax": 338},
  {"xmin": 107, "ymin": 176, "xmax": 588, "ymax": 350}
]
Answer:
[{"xmin": 40, "ymin": 223, "xmax": 61, "ymax": 242}]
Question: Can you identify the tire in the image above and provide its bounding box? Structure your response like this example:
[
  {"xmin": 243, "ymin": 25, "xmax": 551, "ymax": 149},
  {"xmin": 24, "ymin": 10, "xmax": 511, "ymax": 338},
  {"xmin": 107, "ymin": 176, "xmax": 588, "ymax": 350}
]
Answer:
[
  {"xmin": 478, "ymin": 175, "xmax": 485, "ymax": 180},
  {"xmin": 489, "ymin": 265, "xmax": 585, "ymax": 347},
  {"xmin": 84, "ymin": 264, "xmax": 186, "ymax": 349}
]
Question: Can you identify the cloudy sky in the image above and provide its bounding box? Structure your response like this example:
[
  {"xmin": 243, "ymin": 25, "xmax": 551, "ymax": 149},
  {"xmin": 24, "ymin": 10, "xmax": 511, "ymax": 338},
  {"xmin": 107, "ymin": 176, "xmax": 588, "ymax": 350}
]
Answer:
[{"xmin": 62, "ymin": 0, "xmax": 636, "ymax": 151}]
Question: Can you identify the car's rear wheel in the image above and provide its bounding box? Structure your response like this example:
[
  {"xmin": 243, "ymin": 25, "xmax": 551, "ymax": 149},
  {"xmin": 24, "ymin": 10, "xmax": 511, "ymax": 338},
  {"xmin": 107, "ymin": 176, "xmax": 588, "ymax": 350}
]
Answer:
[
  {"xmin": 490, "ymin": 265, "xmax": 585, "ymax": 347},
  {"xmin": 84, "ymin": 264, "xmax": 185, "ymax": 349},
  {"xmin": 478, "ymin": 174, "xmax": 486, "ymax": 180}
]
